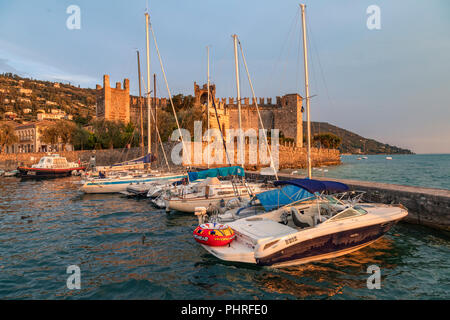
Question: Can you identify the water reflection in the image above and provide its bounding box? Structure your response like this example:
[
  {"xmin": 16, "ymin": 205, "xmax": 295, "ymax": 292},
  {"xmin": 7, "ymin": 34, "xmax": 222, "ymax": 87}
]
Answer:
[{"xmin": 0, "ymin": 178, "xmax": 449, "ymax": 299}]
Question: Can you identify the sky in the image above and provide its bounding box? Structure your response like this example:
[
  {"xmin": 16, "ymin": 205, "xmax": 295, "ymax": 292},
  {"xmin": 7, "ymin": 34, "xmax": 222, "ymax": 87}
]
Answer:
[{"xmin": 0, "ymin": 0, "xmax": 449, "ymax": 154}]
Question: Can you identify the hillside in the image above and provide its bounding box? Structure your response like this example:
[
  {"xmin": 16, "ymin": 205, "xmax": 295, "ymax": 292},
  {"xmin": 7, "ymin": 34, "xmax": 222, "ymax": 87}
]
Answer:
[
  {"xmin": 0, "ymin": 73, "xmax": 412, "ymax": 154},
  {"xmin": 306, "ymin": 121, "xmax": 413, "ymax": 154},
  {"xmin": 0, "ymin": 73, "xmax": 97, "ymax": 124}
]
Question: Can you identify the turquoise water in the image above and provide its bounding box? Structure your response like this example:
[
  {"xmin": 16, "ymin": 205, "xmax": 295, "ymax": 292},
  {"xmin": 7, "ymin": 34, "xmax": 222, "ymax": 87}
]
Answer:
[
  {"xmin": 0, "ymin": 176, "xmax": 449, "ymax": 299},
  {"xmin": 288, "ymin": 154, "xmax": 450, "ymax": 190}
]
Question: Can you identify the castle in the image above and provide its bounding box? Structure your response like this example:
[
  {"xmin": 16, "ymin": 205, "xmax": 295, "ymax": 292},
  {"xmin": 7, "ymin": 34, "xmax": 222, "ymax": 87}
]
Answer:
[
  {"xmin": 96, "ymin": 75, "xmax": 167, "ymax": 129},
  {"xmin": 194, "ymin": 82, "xmax": 304, "ymax": 147},
  {"xmin": 96, "ymin": 75, "xmax": 304, "ymax": 147}
]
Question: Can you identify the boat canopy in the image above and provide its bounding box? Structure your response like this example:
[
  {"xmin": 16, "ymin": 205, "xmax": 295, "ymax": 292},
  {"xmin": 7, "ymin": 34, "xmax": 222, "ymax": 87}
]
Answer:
[
  {"xmin": 273, "ymin": 179, "xmax": 349, "ymax": 194},
  {"xmin": 188, "ymin": 166, "xmax": 245, "ymax": 181},
  {"xmin": 112, "ymin": 153, "xmax": 154, "ymax": 166},
  {"xmin": 256, "ymin": 184, "xmax": 315, "ymax": 212}
]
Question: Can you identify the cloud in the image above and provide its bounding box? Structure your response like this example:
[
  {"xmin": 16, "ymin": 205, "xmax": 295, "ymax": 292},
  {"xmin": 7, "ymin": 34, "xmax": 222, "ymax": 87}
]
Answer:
[
  {"xmin": 0, "ymin": 44, "xmax": 97, "ymax": 87},
  {"xmin": 0, "ymin": 58, "xmax": 20, "ymax": 74}
]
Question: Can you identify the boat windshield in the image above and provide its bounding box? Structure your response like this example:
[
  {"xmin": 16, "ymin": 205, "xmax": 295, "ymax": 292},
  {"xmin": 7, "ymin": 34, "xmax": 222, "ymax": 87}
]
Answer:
[{"xmin": 327, "ymin": 206, "xmax": 367, "ymax": 222}]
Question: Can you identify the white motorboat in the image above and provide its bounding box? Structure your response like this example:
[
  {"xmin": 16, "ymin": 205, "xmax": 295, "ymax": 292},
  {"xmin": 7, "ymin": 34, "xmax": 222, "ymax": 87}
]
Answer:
[
  {"xmin": 197, "ymin": 179, "xmax": 408, "ymax": 267},
  {"xmin": 17, "ymin": 154, "xmax": 85, "ymax": 179}
]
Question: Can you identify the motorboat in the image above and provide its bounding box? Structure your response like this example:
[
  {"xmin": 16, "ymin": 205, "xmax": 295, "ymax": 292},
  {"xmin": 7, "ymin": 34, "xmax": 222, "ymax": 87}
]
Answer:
[
  {"xmin": 17, "ymin": 154, "xmax": 85, "ymax": 179},
  {"xmin": 3, "ymin": 170, "xmax": 19, "ymax": 177},
  {"xmin": 196, "ymin": 179, "xmax": 408, "ymax": 267}
]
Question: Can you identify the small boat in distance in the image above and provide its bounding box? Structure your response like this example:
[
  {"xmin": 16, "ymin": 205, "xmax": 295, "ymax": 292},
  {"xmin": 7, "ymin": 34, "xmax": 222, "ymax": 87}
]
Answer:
[
  {"xmin": 386, "ymin": 156, "xmax": 393, "ymax": 160},
  {"xmin": 3, "ymin": 170, "xmax": 19, "ymax": 177},
  {"xmin": 17, "ymin": 154, "xmax": 86, "ymax": 179}
]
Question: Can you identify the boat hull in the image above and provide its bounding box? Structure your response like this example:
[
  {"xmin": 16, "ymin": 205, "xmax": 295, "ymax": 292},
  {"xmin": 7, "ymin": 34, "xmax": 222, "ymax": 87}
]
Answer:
[
  {"xmin": 256, "ymin": 220, "xmax": 399, "ymax": 267},
  {"xmin": 80, "ymin": 174, "xmax": 186, "ymax": 194},
  {"xmin": 167, "ymin": 195, "xmax": 250, "ymax": 213},
  {"xmin": 18, "ymin": 167, "xmax": 86, "ymax": 180}
]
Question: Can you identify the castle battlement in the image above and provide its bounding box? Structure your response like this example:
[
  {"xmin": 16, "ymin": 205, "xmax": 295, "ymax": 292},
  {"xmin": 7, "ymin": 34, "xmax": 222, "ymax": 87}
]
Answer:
[
  {"xmin": 96, "ymin": 75, "xmax": 130, "ymax": 123},
  {"xmin": 194, "ymin": 82, "xmax": 304, "ymax": 147}
]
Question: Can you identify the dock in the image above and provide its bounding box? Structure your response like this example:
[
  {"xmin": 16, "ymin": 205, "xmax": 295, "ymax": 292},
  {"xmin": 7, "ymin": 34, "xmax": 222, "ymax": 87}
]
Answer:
[{"xmin": 246, "ymin": 171, "xmax": 450, "ymax": 232}]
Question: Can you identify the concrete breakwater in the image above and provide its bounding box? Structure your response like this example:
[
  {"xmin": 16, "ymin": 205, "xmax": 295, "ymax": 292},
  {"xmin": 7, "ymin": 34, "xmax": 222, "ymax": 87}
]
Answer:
[{"xmin": 246, "ymin": 171, "xmax": 450, "ymax": 232}]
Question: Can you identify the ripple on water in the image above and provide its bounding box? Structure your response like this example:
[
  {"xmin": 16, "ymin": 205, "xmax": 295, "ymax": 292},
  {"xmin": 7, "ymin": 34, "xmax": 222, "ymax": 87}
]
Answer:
[{"xmin": 0, "ymin": 178, "xmax": 449, "ymax": 299}]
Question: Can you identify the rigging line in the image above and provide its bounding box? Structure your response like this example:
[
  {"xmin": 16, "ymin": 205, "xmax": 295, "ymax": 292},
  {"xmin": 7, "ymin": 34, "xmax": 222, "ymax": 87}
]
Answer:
[
  {"xmin": 263, "ymin": 8, "xmax": 300, "ymax": 95},
  {"xmin": 306, "ymin": 17, "xmax": 326, "ymax": 139},
  {"xmin": 295, "ymin": 13, "xmax": 302, "ymax": 96},
  {"xmin": 237, "ymin": 37, "xmax": 279, "ymax": 181},
  {"xmin": 149, "ymin": 21, "xmax": 190, "ymax": 176},
  {"xmin": 211, "ymin": 97, "xmax": 232, "ymax": 166},
  {"xmin": 278, "ymin": 17, "xmax": 300, "ymax": 95},
  {"xmin": 141, "ymin": 74, "xmax": 171, "ymax": 171},
  {"xmin": 307, "ymin": 16, "xmax": 335, "ymax": 113}
]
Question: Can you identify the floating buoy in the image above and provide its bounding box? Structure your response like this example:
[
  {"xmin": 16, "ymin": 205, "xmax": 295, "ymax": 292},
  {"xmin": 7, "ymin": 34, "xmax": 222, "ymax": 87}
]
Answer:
[{"xmin": 193, "ymin": 223, "xmax": 235, "ymax": 247}]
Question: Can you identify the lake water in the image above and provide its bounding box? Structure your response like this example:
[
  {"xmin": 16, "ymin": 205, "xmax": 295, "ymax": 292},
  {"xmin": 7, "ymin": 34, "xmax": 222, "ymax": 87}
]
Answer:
[
  {"xmin": 0, "ymin": 174, "xmax": 448, "ymax": 299},
  {"xmin": 288, "ymin": 154, "xmax": 450, "ymax": 190}
]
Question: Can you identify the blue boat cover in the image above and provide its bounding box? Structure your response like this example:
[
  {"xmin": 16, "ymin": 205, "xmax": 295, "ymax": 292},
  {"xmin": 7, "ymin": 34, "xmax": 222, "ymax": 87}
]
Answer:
[
  {"xmin": 273, "ymin": 179, "xmax": 349, "ymax": 194},
  {"xmin": 188, "ymin": 166, "xmax": 245, "ymax": 181},
  {"xmin": 112, "ymin": 153, "xmax": 154, "ymax": 166},
  {"xmin": 256, "ymin": 184, "xmax": 315, "ymax": 212}
]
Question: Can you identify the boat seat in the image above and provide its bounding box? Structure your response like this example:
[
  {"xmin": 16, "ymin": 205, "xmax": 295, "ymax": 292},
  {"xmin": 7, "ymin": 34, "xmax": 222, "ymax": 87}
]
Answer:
[{"xmin": 291, "ymin": 207, "xmax": 316, "ymax": 228}]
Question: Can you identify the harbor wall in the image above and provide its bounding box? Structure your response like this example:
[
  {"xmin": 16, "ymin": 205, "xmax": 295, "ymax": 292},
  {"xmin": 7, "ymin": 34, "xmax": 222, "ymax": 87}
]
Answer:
[
  {"xmin": 182, "ymin": 142, "xmax": 341, "ymax": 170},
  {"xmin": 0, "ymin": 148, "xmax": 143, "ymax": 170},
  {"xmin": 246, "ymin": 171, "xmax": 450, "ymax": 232},
  {"xmin": 0, "ymin": 143, "xmax": 185, "ymax": 170}
]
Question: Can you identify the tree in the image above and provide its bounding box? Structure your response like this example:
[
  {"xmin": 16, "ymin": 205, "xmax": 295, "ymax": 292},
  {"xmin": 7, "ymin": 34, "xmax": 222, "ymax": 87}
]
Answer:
[
  {"xmin": 40, "ymin": 123, "xmax": 60, "ymax": 149},
  {"xmin": 0, "ymin": 122, "xmax": 18, "ymax": 152},
  {"xmin": 71, "ymin": 126, "xmax": 93, "ymax": 150},
  {"xmin": 313, "ymin": 133, "xmax": 342, "ymax": 149},
  {"xmin": 54, "ymin": 120, "xmax": 77, "ymax": 150}
]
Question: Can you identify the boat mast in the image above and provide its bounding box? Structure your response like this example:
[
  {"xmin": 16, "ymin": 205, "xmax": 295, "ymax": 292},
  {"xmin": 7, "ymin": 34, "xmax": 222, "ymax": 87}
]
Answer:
[
  {"xmin": 145, "ymin": 12, "xmax": 152, "ymax": 156},
  {"xmin": 136, "ymin": 50, "xmax": 145, "ymax": 157},
  {"xmin": 300, "ymin": 4, "xmax": 312, "ymax": 179},
  {"xmin": 233, "ymin": 34, "xmax": 244, "ymax": 167},
  {"xmin": 207, "ymin": 46, "xmax": 210, "ymax": 168},
  {"xmin": 154, "ymin": 73, "xmax": 158, "ymax": 161}
]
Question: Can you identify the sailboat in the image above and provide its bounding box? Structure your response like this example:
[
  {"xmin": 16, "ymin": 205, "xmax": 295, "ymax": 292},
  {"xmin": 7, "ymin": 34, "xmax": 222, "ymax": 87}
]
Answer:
[
  {"xmin": 193, "ymin": 4, "xmax": 408, "ymax": 267},
  {"xmin": 165, "ymin": 166, "xmax": 267, "ymax": 213},
  {"xmin": 80, "ymin": 11, "xmax": 188, "ymax": 194}
]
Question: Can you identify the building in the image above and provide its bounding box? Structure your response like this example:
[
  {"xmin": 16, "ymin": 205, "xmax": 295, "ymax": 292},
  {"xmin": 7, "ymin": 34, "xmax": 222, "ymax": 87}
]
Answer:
[
  {"xmin": 194, "ymin": 82, "xmax": 304, "ymax": 147},
  {"xmin": 96, "ymin": 75, "xmax": 131, "ymax": 123},
  {"xmin": 37, "ymin": 110, "xmax": 73, "ymax": 121},
  {"xmin": 95, "ymin": 75, "xmax": 304, "ymax": 147},
  {"xmin": 19, "ymin": 88, "xmax": 32, "ymax": 95},
  {"xmin": 4, "ymin": 121, "xmax": 73, "ymax": 154},
  {"xmin": 96, "ymin": 74, "xmax": 167, "ymax": 127},
  {"xmin": 4, "ymin": 112, "xmax": 17, "ymax": 120}
]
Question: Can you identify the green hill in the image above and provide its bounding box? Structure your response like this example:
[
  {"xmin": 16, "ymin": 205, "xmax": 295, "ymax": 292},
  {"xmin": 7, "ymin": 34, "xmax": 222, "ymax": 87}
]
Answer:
[
  {"xmin": 306, "ymin": 121, "xmax": 413, "ymax": 154},
  {"xmin": 0, "ymin": 73, "xmax": 97, "ymax": 124},
  {"xmin": 0, "ymin": 73, "xmax": 413, "ymax": 154}
]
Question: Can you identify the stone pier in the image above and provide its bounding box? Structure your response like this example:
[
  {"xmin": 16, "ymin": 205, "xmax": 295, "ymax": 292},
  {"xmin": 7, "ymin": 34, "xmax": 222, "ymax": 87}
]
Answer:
[{"xmin": 245, "ymin": 171, "xmax": 450, "ymax": 232}]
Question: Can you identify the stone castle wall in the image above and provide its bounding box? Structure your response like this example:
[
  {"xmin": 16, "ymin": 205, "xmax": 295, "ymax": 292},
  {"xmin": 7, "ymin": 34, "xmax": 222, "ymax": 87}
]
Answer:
[
  {"xmin": 195, "ymin": 83, "xmax": 303, "ymax": 147},
  {"xmin": 181, "ymin": 141, "xmax": 340, "ymax": 170},
  {"xmin": 96, "ymin": 75, "xmax": 130, "ymax": 123}
]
